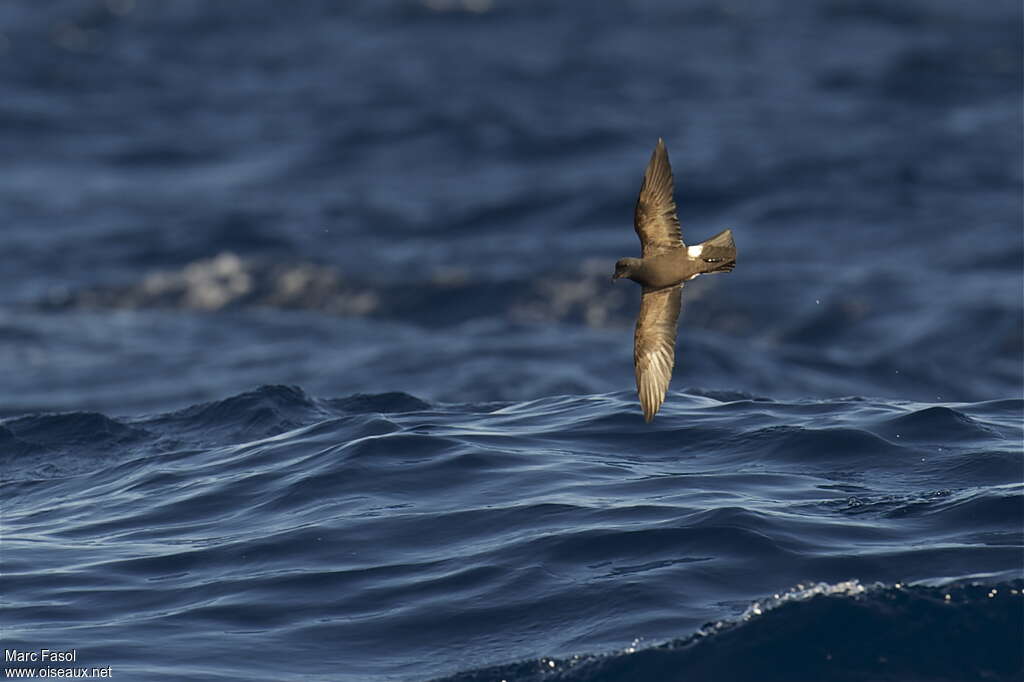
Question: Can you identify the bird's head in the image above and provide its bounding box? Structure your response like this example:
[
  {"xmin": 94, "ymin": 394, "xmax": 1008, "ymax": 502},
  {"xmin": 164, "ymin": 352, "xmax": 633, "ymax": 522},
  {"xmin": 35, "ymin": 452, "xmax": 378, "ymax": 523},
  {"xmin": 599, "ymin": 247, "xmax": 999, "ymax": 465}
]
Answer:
[{"xmin": 612, "ymin": 258, "xmax": 640, "ymax": 282}]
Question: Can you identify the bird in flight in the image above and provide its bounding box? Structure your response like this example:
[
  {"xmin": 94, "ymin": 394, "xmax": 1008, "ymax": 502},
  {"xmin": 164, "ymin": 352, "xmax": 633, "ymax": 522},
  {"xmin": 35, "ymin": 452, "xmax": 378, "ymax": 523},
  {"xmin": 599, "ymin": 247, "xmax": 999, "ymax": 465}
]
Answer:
[{"xmin": 612, "ymin": 139, "xmax": 737, "ymax": 422}]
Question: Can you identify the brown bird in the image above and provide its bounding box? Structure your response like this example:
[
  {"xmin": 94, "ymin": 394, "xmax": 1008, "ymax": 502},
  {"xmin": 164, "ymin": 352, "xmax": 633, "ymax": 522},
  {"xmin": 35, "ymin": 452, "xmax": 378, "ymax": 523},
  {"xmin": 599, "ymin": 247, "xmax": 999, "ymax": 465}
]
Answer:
[{"xmin": 612, "ymin": 139, "xmax": 737, "ymax": 422}]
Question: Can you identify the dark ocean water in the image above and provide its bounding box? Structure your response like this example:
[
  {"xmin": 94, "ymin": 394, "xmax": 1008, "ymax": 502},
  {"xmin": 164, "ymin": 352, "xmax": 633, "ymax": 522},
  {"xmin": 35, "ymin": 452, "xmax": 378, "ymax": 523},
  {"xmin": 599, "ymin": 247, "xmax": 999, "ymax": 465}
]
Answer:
[{"xmin": 1, "ymin": 1, "xmax": 1022, "ymax": 680}]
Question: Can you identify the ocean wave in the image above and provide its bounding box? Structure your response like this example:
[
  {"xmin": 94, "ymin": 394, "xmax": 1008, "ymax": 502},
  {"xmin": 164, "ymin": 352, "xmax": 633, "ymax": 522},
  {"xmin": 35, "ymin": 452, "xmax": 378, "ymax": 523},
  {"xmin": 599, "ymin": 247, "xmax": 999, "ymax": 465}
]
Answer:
[
  {"xmin": 436, "ymin": 580, "xmax": 1024, "ymax": 682},
  {"xmin": 3, "ymin": 387, "xmax": 1020, "ymax": 680}
]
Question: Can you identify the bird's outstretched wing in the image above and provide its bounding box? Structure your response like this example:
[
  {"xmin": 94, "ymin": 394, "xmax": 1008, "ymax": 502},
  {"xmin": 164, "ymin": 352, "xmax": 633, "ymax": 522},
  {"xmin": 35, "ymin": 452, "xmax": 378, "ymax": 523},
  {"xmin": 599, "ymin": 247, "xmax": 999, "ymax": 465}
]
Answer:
[
  {"xmin": 633, "ymin": 138, "xmax": 683, "ymax": 258},
  {"xmin": 634, "ymin": 285, "xmax": 683, "ymax": 422}
]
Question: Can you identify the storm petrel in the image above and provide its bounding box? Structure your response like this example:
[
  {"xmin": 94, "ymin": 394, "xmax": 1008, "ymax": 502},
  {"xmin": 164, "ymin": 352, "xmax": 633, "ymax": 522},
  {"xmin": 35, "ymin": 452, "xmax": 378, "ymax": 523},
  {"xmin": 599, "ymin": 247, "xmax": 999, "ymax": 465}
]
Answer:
[{"xmin": 612, "ymin": 139, "xmax": 737, "ymax": 422}]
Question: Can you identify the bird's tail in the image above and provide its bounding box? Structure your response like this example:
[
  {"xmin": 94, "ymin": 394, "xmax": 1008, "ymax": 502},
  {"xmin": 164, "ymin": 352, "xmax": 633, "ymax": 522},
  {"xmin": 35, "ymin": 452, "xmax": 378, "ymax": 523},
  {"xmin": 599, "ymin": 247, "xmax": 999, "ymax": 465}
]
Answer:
[{"xmin": 699, "ymin": 229, "xmax": 736, "ymax": 273}]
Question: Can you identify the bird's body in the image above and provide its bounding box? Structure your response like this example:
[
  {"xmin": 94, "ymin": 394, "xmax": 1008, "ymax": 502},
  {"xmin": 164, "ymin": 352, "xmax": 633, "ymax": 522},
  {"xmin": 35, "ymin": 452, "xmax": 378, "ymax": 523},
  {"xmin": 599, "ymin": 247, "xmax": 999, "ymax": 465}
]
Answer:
[
  {"xmin": 616, "ymin": 239, "xmax": 733, "ymax": 289},
  {"xmin": 612, "ymin": 139, "xmax": 737, "ymax": 422}
]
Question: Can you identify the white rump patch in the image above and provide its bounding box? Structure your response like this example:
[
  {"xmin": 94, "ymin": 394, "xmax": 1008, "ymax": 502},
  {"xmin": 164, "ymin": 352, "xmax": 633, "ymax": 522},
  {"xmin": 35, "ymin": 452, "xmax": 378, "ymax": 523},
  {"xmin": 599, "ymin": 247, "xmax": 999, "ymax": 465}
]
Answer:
[{"xmin": 687, "ymin": 244, "xmax": 703, "ymax": 258}]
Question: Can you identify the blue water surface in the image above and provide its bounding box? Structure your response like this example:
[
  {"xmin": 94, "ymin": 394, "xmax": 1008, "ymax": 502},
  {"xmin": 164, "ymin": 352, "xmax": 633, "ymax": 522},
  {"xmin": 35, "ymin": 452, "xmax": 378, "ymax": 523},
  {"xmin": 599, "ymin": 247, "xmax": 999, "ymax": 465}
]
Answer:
[{"xmin": 1, "ymin": 1, "xmax": 1021, "ymax": 680}]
